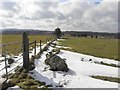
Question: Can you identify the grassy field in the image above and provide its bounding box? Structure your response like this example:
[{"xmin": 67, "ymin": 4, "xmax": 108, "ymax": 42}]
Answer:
[
  {"xmin": 58, "ymin": 36, "xmax": 119, "ymax": 61},
  {"xmin": 1, "ymin": 34, "xmax": 119, "ymax": 61},
  {"xmin": 0, "ymin": 34, "xmax": 55, "ymax": 55}
]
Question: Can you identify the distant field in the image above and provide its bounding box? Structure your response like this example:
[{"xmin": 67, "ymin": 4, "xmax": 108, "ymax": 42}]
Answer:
[
  {"xmin": 0, "ymin": 34, "xmax": 55, "ymax": 55},
  {"xmin": 59, "ymin": 36, "xmax": 119, "ymax": 61}
]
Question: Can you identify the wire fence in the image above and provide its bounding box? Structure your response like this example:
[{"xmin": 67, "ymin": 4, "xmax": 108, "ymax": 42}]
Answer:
[
  {"xmin": 0, "ymin": 40, "xmax": 36, "ymax": 83},
  {"xmin": 0, "ymin": 41, "xmax": 23, "ymax": 83},
  {"xmin": 0, "ymin": 34, "xmax": 55, "ymax": 84}
]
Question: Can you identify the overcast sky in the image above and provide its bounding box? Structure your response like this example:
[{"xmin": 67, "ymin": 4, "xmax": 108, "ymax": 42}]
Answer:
[{"xmin": 0, "ymin": 0, "xmax": 119, "ymax": 32}]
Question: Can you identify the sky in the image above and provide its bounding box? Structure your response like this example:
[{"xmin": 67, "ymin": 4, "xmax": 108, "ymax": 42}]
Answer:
[{"xmin": 0, "ymin": 0, "xmax": 119, "ymax": 32}]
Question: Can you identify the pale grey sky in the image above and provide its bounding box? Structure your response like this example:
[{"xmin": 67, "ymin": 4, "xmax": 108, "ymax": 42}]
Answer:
[{"xmin": 0, "ymin": 0, "xmax": 119, "ymax": 32}]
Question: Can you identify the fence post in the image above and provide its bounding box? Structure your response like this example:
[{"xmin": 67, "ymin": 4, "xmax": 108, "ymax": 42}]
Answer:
[
  {"xmin": 34, "ymin": 40, "xmax": 36, "ymax": 56},
  {"xmin": 46, "ymin": 38, "xmax": 48, "ymax": 43},
  {"xmin": 3, "ymin": 45, "xmax": 8, "ymax": 80},
  {"xmin": 40, "ymin": 40, "xmax": 42, "ymax": 52},
  {"xmin": 23, "ymin": 32, "xmax": 30, "ymax": 69}
]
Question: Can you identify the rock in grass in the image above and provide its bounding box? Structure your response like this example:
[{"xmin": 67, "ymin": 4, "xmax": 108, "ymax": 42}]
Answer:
[
  {"xmin": 45, "ymin": 55, "xmax": 69, "ymax": 72},
  {"xmin": 30, "ymin": 55, "xmax": 35, "ymax": 64},
  {"xmin": 52, "ymin": 48, "xmax": 60, "ymax": 54},
  {"xmin": 46, "ymin": 52, "xmax": 53, "ymax": 59},
  {"xmin": 46, "ymin": 48, "xmax": 60, "ymax": 59}
]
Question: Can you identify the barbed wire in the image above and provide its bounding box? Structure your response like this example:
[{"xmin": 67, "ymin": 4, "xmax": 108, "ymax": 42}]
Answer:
[{"xmin": 0, "ymin": 41, "xmax": 22, "ymax": 47}]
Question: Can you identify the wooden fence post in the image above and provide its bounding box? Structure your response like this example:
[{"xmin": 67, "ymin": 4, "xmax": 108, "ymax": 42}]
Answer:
[
  {"xmin": 40, "ymin": 40, "xmax": 42, "ymax": 52},
  {"xmin": 3, "ymin": 45, "xmax": 8, "ymax": 80},
  {"xmin": 46, "ymin": 38, "xmax": 47, "ymax": 44},
  {"xmin": 34, "ymin": 40, "xmax": 36, "ymax": 56},
  {"xmin": 23, "ymin": 32, "xmax": 30, "ymax": 69}
]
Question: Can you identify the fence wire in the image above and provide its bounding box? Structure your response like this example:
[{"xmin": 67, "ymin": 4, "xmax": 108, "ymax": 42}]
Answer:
[
  {"xmin": 0, "ymin": 37, "xmax": 54, "ymax": 85},
  {"xmin": 0, "ymin": 41, "xmax": 23, "ymax": 84}
]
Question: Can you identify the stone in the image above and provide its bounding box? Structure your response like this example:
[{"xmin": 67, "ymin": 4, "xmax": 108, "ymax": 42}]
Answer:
[
  {"xmin": 2, "ymin": 82, "xmax": 10, "ymax": 90},
  {"xmin": 8, "ymin": 58, "xmax": 14, "ymax": 64},
  {"xmin": 52, "ymin": 48, "xmax": 60, "ymax": 54},
  {"xmin": 45, "ymin": 55, "xmax": 69, "ymax": 72},
  {"xmin": 30, "ymin": 55, "xmax": 35, "ymax": 64},
  {"xmin": 89, "ymin": 59, "xmax": 92, "ymax": 61}
]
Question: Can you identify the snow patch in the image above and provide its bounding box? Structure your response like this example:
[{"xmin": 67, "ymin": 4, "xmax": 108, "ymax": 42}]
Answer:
[{"xmin": 29, "ymin": 46, "xmax": 119, "ymax": 88}]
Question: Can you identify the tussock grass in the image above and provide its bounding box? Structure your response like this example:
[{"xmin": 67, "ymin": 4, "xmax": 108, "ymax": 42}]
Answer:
[
  {"xmin": 100, "ymin": 61, "xmax": 120, "ymax": 68},
  {"xmin": 2, "ymin": 66, "xmax": 48, "ymax": 90}
]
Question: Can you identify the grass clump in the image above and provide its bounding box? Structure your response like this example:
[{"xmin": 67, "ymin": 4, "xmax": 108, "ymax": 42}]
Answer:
[
  {"xmin": 100, "ymin": 61, "xmax": 120, "ymax": 68},
  {"xmin": 23, "ymin": 79, "xmax": 37, "ymax": 86},
  {"xmin": 10, "ymin": 72, "xmax": 20, "ymax": 78},
  {"xmin": 18, "ymin": 72, "xmax": 27, "ymax": 79},
  {"xmin": 8, "ymin": 78, "xmax": 20, "ymax": 86},
  {"xmin": 15, "ymin": 66, "xmax": 23, "ymax": 72},
  {"xmin": 14, "ymin": 66, "xmax": 21, "ymax": 72},
  {"xmin": 91, "ymin": 75, "xmax": 120, "ymax": 83},
  {"xmin": 17, "ymin": 79, "xmax": 47, "ymax": 89}
]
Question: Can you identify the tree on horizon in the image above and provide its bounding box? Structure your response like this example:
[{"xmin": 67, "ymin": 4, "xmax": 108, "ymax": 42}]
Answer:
[{"xmin": 54, "ymin": 27, "xmax": 61, "ymax": 38}]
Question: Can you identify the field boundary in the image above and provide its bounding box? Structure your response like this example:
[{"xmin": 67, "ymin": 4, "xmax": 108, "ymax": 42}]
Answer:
[{"xmin": 0, "ymin": 32, "xmax": 55, "ymax": 85}]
